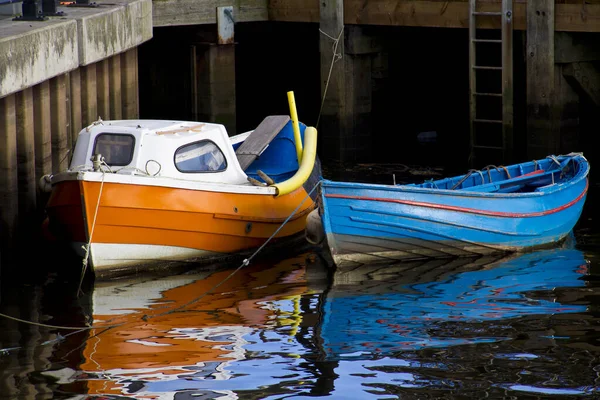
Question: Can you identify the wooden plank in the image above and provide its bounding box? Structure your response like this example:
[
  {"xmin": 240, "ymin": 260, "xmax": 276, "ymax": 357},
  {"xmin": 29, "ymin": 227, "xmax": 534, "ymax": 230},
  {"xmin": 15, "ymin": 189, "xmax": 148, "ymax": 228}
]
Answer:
[
  {"xmin": 235, "ymin": 115, "xmax": 290, "ymax": 170},
  {"xmin": 342, "ymin": 1, "xmax": 600, "ymax": 33},
  {"xmin": 121, "ymin": 48, "xmax": 139, "ymax": 119},
  {"xmin": 268, "ymin": 0, "xmax": 319, "ymax": 22},
  {"xmin": 153, "ymin": 0, "xmax": 268, "ymax": 27}
]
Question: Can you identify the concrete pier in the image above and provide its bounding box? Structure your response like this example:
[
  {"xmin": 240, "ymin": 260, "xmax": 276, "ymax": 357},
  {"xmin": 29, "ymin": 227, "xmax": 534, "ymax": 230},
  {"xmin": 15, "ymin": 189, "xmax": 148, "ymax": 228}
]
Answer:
[{"xmin": 0, "ymin": 0, "xmax": 152, "ymax": 262}]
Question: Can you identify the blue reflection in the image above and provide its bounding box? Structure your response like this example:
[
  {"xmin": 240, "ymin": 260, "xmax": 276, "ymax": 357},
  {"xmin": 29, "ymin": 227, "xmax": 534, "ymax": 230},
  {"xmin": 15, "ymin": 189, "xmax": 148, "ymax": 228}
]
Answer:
[{"xmin": 320, "ymin": 248, "xmax": 588, "ymax": 358}]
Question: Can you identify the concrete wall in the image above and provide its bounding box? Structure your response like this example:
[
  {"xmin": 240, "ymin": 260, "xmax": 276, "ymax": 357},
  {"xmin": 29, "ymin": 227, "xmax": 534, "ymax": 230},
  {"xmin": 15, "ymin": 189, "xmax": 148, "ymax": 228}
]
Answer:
[{"xmin": 0, "ymin": 0, "xmax": 152, "ymax": 98}]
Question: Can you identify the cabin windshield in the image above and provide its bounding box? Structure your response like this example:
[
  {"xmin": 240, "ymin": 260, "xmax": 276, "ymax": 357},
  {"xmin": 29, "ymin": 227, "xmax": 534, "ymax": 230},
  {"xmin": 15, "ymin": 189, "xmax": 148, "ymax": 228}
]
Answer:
[
  {"xmin": 93, "ymin": 133, "xmax": 135, "ymax": 166},
  {"xmin": 175, "ymin": 140, "xmax": 227, "ymax": 172}
]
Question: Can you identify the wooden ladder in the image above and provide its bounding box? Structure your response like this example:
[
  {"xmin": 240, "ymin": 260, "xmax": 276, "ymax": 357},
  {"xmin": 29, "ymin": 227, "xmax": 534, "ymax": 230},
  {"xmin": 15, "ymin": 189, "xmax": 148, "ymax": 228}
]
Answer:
[{"xmin": 468, "ymin": 0, "xmax": 514, "ymax": 168}]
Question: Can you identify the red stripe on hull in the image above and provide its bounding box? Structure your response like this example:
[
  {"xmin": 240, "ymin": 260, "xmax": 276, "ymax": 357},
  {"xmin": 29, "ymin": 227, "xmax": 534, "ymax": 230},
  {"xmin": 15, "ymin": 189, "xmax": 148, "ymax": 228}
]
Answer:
[{"xmin": 326, "ymin": 179, "xmax": 588, "ymax": 218}]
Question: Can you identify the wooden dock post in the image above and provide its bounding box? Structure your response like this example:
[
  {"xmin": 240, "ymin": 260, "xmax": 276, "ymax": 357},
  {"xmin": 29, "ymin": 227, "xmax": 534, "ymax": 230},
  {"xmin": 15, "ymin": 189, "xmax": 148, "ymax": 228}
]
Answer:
[
  {"xmin": 191, "ymin": 6, "xmax": 237, "ymax": 135},
  {"xmin": 319, "ymin": 4, "xmax": 377, "ymax": 162},
  {"xmin": 526, "ymin": 0, "xmax": 558, "ymax": 159},
  {"xmin": 33, "ymin": 81, "xmax": 53, "ymax": 212},
  {"xmin": 122, "ymin": 48, "xmax": 140, "ymax": 119},
  {"xmin": 50, "ymin": 74, "xmax": 70, "ymax": 173},
  {"xmin": 69, "ymin": 69, "xmax": 82, "ymax": 145},
  {"xmin": 0, "ymin": 94, "xmax": 18, "ymax": 258},
  {"xmin": 109, "ymin": 54, "xmax": 123, "ymax": 120},
  {"xmin": 319, "ymin": 0, "xmax": 346, "ymax": 162},
  {"xmin": 15, "ymin": 88, "xmax": 37, "ymax": 232},
  {"xmin": 97, "ymin": 59, "xmax": 111, "ymax": 122}
]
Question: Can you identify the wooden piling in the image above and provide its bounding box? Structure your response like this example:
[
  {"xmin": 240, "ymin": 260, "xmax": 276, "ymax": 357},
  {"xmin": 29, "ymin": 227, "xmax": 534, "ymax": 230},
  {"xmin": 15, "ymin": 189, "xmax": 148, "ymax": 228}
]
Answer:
[
  {"xmin": 97, "ymin": 59, "xmax": 111, "ymax": 121},
  {"xmin": 81, "ymin": 63, "xmax": 98, "ymax": 127},
  {"xmin": 122, "ymin": 48, "xmax": 139, "ymax": 119},
  {"xmin": 69, "ymin": 69, "xmax": 82, "ymax": 145},
  {"xmin": 0, "ymin": 94, "xmax": 18, "ymax": 256},
  {"xmin": 319, "ymin": 0, "xmax": 346, "ymax": 162},
  {"xmin": 109, "ymin": 54, "xmax": 123, "ymax": 120},
  {"xmin": 50, "ymin": 74, "xmax": 70, "ymax": 173},
  {"xmin": 526, "ymin": 0, "xmax": 558, "ymax": 159},
  {"xmin": 33, "ymin": 81, "xmax": 53, "ymax": 213},
  {"xmin": 15, "ymin": 88, "xmax": 37, "ymax": 230}
]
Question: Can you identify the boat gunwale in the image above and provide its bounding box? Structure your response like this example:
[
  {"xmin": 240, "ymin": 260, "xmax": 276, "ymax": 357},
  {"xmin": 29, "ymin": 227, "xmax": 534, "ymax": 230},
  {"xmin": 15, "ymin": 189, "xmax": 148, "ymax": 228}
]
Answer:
[{"xmin": 321, "ymin": 156, "xmax": 590, "ymax": 200}]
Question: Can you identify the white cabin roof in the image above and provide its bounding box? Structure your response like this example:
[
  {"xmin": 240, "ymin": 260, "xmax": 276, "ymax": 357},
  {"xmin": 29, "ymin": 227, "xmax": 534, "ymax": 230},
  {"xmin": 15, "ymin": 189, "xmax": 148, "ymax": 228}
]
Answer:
[{"xmin": 68, "ymin": 119, "xmax": 252, "ymax": 185}]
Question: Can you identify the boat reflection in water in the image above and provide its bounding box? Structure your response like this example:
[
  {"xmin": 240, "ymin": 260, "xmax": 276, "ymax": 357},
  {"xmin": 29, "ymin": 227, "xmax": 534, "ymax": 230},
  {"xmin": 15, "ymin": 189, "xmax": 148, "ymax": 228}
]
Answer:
[
  {"xmin": 319, "ymin": 247, "xmax": 588, "ymax": 358},
  {"xmin": 65, "ymin": 245, "xmax": 589, "ymax": 398}
]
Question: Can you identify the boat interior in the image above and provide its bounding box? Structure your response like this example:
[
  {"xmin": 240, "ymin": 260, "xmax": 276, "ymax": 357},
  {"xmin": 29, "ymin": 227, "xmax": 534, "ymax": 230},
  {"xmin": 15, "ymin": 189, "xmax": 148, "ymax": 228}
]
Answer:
[{"xmin": 412, "ymin": 154, "xmax": 585, "ymax": 194}]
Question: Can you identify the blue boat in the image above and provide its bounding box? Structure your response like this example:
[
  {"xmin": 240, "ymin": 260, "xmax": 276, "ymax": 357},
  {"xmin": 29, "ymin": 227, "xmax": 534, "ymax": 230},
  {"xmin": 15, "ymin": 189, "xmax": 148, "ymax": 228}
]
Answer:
[{"xmin": 308, "ymin": 153, "xmax": 590, "ymax": 268}]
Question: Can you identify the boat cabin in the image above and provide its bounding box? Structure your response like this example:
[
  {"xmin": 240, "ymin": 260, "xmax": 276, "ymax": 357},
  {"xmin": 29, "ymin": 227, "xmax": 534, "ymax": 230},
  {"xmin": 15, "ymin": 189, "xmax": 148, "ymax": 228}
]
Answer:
[{"xmin": 68, "ymin": 118, "xmax": 303, "ymax": 185}]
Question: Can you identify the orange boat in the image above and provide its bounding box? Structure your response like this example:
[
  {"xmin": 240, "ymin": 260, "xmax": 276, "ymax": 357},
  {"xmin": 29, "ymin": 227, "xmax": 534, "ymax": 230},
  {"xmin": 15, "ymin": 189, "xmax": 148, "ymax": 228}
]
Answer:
[{"xmin": 43, "ymin": 93, "xmax": 320, "ymax": 279}]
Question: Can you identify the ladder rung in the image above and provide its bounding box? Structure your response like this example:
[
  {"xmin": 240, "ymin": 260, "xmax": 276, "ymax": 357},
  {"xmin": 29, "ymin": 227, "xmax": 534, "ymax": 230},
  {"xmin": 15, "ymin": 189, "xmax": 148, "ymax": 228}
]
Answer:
[
  {"xmin": 474, "ymin": 118, "xmax": 503, "ymax": 124},
  {"xmin": 473, "ymin": 11, "xmax": 502, "ymax": 16},
  {"xmin": 474, "ymin": 92, "xmax": 502, "ymax": 97},
  {"xmin": 473, "ymin": 65, "xmax": 502, "ymax": 70},
  {"xmin": 473, "ymin": 39, "xmax": 502, "ymax": 43},
  {"xmin": 473, "ymin": 145, "xmax": 504, "ymax": 150}
]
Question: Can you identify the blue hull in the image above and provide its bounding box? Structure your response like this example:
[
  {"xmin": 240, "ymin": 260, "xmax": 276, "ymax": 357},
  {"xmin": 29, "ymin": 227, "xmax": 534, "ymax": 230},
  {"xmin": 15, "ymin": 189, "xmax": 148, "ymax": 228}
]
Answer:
[{"xmin": 319, "ymin": 154, "xmax": 590, "ymax": 268}]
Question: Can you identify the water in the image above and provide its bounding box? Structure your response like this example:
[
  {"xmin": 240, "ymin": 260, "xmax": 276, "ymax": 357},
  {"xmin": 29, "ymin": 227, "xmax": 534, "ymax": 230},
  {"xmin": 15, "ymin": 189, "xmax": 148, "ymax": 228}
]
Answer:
[{"xmin": 1, "ymin": 171, "xmax": 599, "ymax": 399}]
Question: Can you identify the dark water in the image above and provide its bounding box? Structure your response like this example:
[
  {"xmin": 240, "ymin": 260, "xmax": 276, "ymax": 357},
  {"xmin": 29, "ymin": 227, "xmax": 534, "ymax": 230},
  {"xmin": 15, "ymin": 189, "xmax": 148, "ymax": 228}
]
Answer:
[{"xmin": 1, "ymin": 178, "xmax": 599, "ymax": 399}]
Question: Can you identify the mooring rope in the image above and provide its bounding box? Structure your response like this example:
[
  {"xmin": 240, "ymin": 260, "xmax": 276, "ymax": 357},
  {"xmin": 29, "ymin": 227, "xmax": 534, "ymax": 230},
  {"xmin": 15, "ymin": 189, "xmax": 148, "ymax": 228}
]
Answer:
[
  {"xmin": 0, "ymin": 180, "xmax": 323, "ymax": 355},
  {"xmin": 78, "ymin": 161, "xmax": 110, "ymax": 295},
  {"xmin": 316, "ymin": 28, "xmax": 344, "ymax": 129}
]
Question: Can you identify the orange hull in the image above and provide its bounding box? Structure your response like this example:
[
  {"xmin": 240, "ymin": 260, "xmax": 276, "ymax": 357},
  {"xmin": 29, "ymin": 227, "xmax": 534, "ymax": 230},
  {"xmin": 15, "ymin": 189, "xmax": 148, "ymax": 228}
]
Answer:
[{"xmin": 46, "ymin": 178, "xmax": 316, "ymax": 276}]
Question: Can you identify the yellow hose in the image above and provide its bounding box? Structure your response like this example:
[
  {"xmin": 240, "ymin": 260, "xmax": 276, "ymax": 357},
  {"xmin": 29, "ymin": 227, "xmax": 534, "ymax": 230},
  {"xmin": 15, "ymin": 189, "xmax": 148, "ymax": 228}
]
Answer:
[
  {"xmin": 287, "ymin": 91, "xmax": 303, "ymax": 163},
  {"xmin": 272, "ymin": 126, "xmax": 317, "ymax": 197}
]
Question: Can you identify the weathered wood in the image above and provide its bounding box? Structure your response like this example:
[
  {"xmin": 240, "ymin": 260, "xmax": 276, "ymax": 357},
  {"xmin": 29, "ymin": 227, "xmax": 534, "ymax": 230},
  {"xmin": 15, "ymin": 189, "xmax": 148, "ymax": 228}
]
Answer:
[
  {"xmin": 501, "ymin": 0, "xmax": 513, "ymax": 164},
  {"xmin": 109, "ymin": 54, "xmax": 123, "ymax": 120},
  {"xmin": 555, "ymin": 32, "xmax": 600, "ymax": 63},
  {"xmin": 342, "ymin": 1, "xmax": 600, "ymax": 32},
  {"xmin": 96, "ymin": 59, "xmax": 110, "ymax": 121},
  {"xmin": 235, "ymin": 115, "xmax": 290, "ymax": 170},
  {"xmin": 0, "ymin": 94, "xmax": 18, "ymax": 254},
  {"xmin": 122, "ymin": 48, "xmax": 139, "ymax": 119},
  {"xmin": 33, "ymin": 81, "xmax": 53, "ymax": 196},
  {"xmin": 269, "ymin": 0, "xmax": 319, "ymax": 22},
  {"xmin": 50, "ymin": 74, "xmax": 70, "ymax": 173},
  {"xmin": 192, "ymin": 43, "xmax": 237, "ymax": 135},
  {"xmin": 526, "ymin": 0, "xmax": 558, "ymax": 159},
  {"xmin": 153, "ymin": 0, "xmax": 268, "ymax": 27},
  {"xmin": 81, "ymin": 63, "xmax": 98, "ymax": 128},
  {"xmin": 319, "ymin": 0, "xmax": 346, "ymax": 162},
  {"xmin": 563, "ymin": 62, "xmax": 600, "ymax": 107},
  {"xmin": 16, "ymin": 88, "xmax": 37, "ymax": 226},
  {"xmin": 69, "ymin": 68, "xmax": 82, "ymax": 145}
]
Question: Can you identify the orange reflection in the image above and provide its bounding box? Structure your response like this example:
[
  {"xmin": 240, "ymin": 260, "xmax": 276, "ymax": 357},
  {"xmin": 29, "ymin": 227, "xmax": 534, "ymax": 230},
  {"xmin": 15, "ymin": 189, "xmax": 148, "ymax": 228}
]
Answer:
[{"xmin": 80, "ymin": 255, "xmax": 315, "ymax": 395}]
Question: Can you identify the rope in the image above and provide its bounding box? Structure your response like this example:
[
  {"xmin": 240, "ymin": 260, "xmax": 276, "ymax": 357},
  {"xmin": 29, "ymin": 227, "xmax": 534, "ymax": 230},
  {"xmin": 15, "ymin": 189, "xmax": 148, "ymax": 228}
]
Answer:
[
  {"xmin": 316, "ymin": 28, "xmax": 344, "ymax": 129},
  {"xmin": 78, "ymin": 161, "xmax": 109, "ymax": 295}
]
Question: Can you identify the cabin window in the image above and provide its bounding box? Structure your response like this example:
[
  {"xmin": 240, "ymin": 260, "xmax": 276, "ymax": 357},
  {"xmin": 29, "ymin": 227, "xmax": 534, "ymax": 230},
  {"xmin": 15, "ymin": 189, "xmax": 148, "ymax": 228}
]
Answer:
[
  {"xmin": 93, "ymin": 133, "xmax": 135, "ymax": 166},
  {"xmin": 175, "ymin": 140, "xmax": 227, "ymax": 173}
]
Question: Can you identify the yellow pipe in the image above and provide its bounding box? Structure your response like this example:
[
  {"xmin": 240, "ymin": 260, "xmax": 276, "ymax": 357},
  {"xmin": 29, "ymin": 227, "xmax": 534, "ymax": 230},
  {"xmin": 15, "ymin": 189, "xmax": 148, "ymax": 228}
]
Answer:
[
  {"xmin": 272, "ymin": 126, "xmax": 317, "ymax": 197},
  {"xmin": 287, "ymin": 91, "xmax": 303, "ymax": 163}
]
